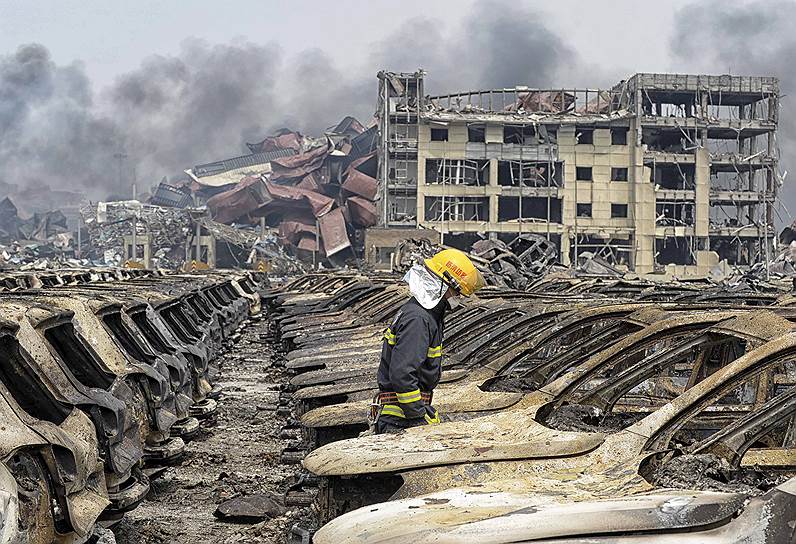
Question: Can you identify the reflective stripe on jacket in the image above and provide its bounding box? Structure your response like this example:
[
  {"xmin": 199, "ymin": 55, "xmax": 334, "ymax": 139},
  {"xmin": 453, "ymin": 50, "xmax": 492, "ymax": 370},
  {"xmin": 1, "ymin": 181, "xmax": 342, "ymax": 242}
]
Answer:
[{"xmin": 377, "ymin": 297, "xmax": 445, "ymax": 419}]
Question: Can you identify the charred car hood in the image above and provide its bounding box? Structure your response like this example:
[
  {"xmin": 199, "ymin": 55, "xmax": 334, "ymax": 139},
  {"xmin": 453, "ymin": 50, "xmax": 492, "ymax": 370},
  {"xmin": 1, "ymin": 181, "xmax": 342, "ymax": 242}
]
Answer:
[
  {"xmin": 303, "ymin": 413, "xmax": 604, "ymax": 476},
  {"xmin": 313, "ymin": 488, "xmax": 750, "ymax": 544}
]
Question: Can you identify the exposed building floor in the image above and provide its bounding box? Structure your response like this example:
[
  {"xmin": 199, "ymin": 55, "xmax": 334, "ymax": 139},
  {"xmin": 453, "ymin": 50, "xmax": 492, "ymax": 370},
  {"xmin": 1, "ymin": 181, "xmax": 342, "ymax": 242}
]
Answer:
[{"xmin": 114, "ymin": 316, "xmax": 307, "ymax": 544}]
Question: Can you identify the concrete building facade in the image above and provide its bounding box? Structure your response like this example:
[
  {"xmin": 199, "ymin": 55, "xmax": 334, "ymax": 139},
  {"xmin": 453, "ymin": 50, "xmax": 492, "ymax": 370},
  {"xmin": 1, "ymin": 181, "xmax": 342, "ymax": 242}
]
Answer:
[{"xmin": 376, "ymin": 70, "xmax": 780, "ymax": 277}]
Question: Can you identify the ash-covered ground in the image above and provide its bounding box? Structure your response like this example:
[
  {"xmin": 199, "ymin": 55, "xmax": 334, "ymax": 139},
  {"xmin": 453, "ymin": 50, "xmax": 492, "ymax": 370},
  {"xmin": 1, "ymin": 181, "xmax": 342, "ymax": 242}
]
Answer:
[{"xmin": 114, "ymin": 316, "xmax": 310, "ymax": 544}]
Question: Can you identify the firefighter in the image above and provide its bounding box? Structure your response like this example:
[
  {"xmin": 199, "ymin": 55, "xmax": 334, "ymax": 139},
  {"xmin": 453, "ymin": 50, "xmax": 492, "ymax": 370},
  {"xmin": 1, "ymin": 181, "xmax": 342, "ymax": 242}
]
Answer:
[{"xmin": 372, "ymin": 248, "xmax": 484, "ymax": 434}]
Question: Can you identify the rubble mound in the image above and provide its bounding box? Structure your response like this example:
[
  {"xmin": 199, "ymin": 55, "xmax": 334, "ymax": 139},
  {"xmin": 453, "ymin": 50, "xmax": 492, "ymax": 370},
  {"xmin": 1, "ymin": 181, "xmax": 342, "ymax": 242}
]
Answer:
[{"xmin": 471, "ymin": 234, "xmax": 558, "ymax": 290}]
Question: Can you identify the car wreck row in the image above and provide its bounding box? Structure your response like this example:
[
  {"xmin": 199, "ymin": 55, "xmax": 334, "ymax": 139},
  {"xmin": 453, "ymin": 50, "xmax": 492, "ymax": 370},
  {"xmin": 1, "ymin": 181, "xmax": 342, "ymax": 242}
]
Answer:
[
  {"xmin": 266, "ymin": 272, "xmax": 796, "ymax": 543},
  {"xmin": 0, "ymin": 268, "xmax": 265, "ymax": 543}
]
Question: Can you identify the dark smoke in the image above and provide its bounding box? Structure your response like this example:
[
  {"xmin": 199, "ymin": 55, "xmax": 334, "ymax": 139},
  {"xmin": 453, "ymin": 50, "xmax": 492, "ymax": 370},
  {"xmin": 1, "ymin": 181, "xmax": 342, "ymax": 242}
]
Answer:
[
  {"xmin": 0, "ymin": 44, "xmax": 119, "ymax": 208},
  {"xmin": 0, "ymin": 1, "xmax": 577, "ymax": 210},
  {"xmin": 669, "ymin": 0, "xmax": 796, "ymax": 220},
  {"xmin": 369, "ymin": 1, "xmax": 575, "ymax": 94},
  {"xmin": 107, "ymin": 39, "xmax": 284, "ymax": 192}
]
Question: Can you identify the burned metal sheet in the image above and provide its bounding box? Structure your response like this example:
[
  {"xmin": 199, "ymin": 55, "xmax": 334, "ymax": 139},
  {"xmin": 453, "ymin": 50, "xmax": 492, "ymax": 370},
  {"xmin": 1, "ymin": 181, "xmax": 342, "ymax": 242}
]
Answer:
[
  {"xmin": 270, "ymin": 142, "xmax": 332, "ymax": 181},
  {"xmin": 346, "ymin": 197, "xmax": 378, "ymax": 227},
  {"xmin": 206, "ymin": 177, "xmax": 273, "ymax": 224},
  {"xmin": 264, "ymin": 180, "xmax": 334, "ymax": 218},
  {"xmin": 318, "ymin": 208, "xmax": 351, "ymax": 257}
]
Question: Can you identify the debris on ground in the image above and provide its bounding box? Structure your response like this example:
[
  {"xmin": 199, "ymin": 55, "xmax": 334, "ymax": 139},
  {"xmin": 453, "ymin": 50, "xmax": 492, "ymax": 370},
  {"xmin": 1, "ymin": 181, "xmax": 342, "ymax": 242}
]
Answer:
[
  {"xmin": 471, "ymin": 233, "xmax": 558, "ymax": 289},
  {"xmin": 0, "ymin": 196, "xmax": 82, "ymax": 268},
  {"xmin": 213, "ymin": 492, "xmax": 287, "ymax": 522},
  {"xmin": 113, "ymin": 314, "xmax": 311, "ymax": 544}
]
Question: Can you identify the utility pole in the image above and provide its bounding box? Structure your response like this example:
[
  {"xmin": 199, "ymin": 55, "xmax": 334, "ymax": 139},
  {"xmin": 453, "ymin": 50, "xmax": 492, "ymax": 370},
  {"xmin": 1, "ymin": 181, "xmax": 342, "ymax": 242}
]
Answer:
[
  {"xmin": 113, "ymin": 152, "xmax": 128, "ymax": 190},
  {"xmin": 114, "ymin": 151, "xmax": 131, "ymax": 262}
]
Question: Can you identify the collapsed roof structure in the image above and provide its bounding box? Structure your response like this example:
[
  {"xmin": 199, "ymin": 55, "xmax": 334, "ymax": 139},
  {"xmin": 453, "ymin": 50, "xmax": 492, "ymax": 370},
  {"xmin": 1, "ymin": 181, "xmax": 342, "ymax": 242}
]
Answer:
[{"xmin": 181, "ymin": 118, "xmax": 380, "ymax": 262}]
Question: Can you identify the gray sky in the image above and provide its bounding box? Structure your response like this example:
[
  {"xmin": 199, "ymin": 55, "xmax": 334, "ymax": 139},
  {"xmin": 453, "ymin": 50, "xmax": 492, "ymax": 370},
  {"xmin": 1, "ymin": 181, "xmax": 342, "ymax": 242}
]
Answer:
[{"xmin": 0, "ymin": 0, "xmax": 689, "ymax": 89}]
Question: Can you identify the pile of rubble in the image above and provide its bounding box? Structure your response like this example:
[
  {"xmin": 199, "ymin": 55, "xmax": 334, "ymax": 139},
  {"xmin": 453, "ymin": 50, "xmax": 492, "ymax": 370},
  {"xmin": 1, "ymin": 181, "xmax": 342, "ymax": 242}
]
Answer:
[
  {"xmin": 470, "ymin": 234, "xmax": 558, "ymax": 289},
  {"xmin": 176, "ymin": 117, "xmax": 378, "ymax": 264},
  {"xmin": 390, "ymin": 234, "xmax": 559, "ymax": 290},
  {"xmin": 81, "ymin": 200, "xmax": 194, "ymax": 267},
  {"xmin": 0, "ymin": 196, "xmax": 82, "ymax": 269},
  {"xmin": 769, "ymin": 219, "xmax": 796, "ymax": 277}
]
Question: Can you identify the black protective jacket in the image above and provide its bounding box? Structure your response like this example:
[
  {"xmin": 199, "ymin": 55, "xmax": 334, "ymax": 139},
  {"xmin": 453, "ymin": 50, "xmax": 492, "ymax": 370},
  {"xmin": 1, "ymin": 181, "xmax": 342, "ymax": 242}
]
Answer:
[{"xmin": 377, "ymin": 297, "xmax": 445, "ymax": 420}]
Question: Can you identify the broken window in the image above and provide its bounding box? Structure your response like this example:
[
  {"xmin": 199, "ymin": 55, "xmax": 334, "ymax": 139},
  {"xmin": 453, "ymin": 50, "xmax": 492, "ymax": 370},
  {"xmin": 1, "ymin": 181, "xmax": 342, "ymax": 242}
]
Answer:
[
  {"xmin": 503, "ymin": 125, "xmax": 536, "ymax": 145},
  {"xmin": 576, "ymin": 203, "xmax": 592, "ymax": 217},
  {"xmin": 497, "ymin": 160, "xmax": 562, "ymax": 187},
  {"xmin": 642, "ymin": 128, "xmax": 698, "ymax": 153},
  {"xmin": 542, "ymin": 125, "xmax": 558, "ymax": 144},
  {"xmin": 710, "ymin": 237, "xmax": 757, "ymax": 266},
  {"xmin": 425, "ymin": 159, "xmax": 488, "ymax": 185},
  {"xmin": 130, "ymin": 311, "xmax": 175, "ymax": 354},
  {"xmin": 576, "ymin": 167, "xmax": 593, "ymax": 181},
  {"xmin": 387, "ymin": 154, "xmax": 418, "ymax": 186},
  {"xmin": 424, "ymin": 196, "xmax": 489, "ymax": 222},
  {"xmin": 102, "ymin": 312, "xmax": 156, "ymax": 365},
  {"xmin": 656, "ymin": 237, "xmax": 696, "ymax": 266},
  {"xmin": 160, "ymin": 308, "xmax": 195, "ymax": 343},
  {"xmin": 387, "ymin": 195, "xmax": 417, "ymax": 224},
  {"xmin": 709, "ymin": 203, "xmax": 760, "ymax": 230},
  {"xmin": 442, "ymin": 232, "xmax": 485, "ymax": 251},
  {"xmin": 611, "ymin": 168, "xmax": 629, "ymax": 182},
  {"xmin": 0, "ymin": 333, "xmax": 70, "ymax": 425},
  {"xmin": 656, "ymin": 201, "xmax": 695, "ymax": 226},
  {"xmin": 430, "ymin": 128, "xmax": 448, "ymax": 141},
  {"xmin": 710, "ymin": 236, "xmax": 763, "ymax": 266},
  {"xmin": 576, "ymin": 127, "xmax": 594, "ymax": 144},
  {"xmin": 571, "ymin": 234, "xmax": 634, "ymax": 267},
  {"xmin": 650, "ymin": 162, "xmax": 695, "ymax": 190},
  {"xmin": 710, "ymin": 169, "xmax": 762, "ymax": 192},
  {"xmin": 44, "ymin": 323, "xmax": 114, "ymax": 389},
  {"xmin": 389, "ymin": 123, "xmax": 418, "ymax": 143},
  {"xmin": 611, "ymin": 128, "xmax": 628, "ymax": 145},
  {"xmin": 641, "ymin": 91, "xmax": 697, "ymax": 118},
  {"xmin": 611, "ymin": 204, "xmax": 628, "ymax": 218},
  {"xmin": 497, "ymin": 196, "xmax": 562, "ymax": 222},
  {"xmin": 467, "ymin": 124, "xmax": 485, "ymax": 143}
]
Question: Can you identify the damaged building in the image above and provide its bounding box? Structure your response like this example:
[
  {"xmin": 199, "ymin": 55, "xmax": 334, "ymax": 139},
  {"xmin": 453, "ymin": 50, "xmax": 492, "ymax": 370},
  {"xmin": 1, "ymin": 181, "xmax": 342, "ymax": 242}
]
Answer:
[{"xmin": 376, "ymin": 71, "xmax": 780, "ymax": 276}]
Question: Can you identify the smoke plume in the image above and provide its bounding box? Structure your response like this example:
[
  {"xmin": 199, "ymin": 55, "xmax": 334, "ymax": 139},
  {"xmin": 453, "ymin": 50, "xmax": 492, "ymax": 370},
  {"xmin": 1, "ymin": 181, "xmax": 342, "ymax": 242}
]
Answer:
[
  {"xmin": 669, "ymin": 0, "xmax": 796, "ymax": 219},
  {"xmin": 0, "ymin": 1, "xmax": 577, "ymax": 209},
  {"xmin": 0, "ymin": 44, "xmax": 120, "ymax": 206},
  {"xmin": 369, "ymin": 1, "xmax": 575, "ymax": 94}
]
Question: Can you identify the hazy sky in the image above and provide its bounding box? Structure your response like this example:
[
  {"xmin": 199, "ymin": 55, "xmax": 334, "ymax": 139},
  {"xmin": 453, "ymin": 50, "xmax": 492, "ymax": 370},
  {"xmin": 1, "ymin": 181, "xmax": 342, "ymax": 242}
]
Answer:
[
  {"xmin": 1, "ymin": 0, "xmax": 793, "ymax": 220},
  {"xmin": 0, "ymin": 0, "xmax": 691, "ymax": 89}
]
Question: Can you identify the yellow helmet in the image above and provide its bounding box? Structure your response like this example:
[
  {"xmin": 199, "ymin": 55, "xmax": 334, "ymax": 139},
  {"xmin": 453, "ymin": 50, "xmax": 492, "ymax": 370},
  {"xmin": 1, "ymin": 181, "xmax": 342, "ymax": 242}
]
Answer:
[{"xmin": 424, "ymin": 248, "xmax": 484, "ymax": 297}]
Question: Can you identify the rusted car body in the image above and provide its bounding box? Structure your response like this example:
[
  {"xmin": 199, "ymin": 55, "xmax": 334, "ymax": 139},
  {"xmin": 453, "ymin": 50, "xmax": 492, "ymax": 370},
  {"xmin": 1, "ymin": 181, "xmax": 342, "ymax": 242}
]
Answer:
[
  {"xmin": 0, "ymin": 268, "xmax": 252, "ymax": 541},
  {"xmin": 264, "ymin": 271, "xmax": 796, "ymax": 541}
]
